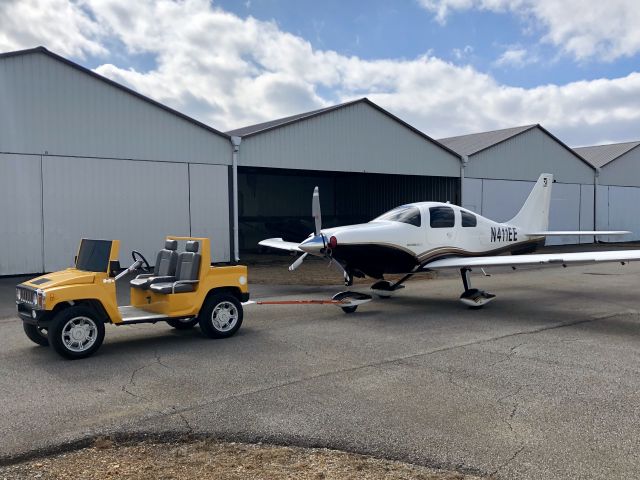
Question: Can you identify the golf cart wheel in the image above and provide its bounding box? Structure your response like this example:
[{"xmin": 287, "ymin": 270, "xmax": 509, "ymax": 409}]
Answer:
[
  {"xmin": 48, "ymin": 306, "xmax": 105, "ymax": 360},
  {"xmin": 199, "ymin": 293, "xmax": 243, "ymax": 339},
  {"xmin": 167, "ymin": 317, "xmax": 199, "ymax": 330},
  {"xmin": 23, "ymin": 322, "xmax": 49, "ymax": 346},
  {"xmin": 341, "ymin": 306, "xmax": 358, "ymax": 314}
]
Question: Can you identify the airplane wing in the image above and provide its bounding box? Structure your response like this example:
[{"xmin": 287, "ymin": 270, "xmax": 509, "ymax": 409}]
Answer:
[
  {"xmin": 424, "ymin": 250, "xmax": 640, "ymax": 270},
  {"xmin": 258, "ymin": 238, "xmax": 303, "ymax": 252},
  {"xmin": 527, "ymin": 231, "xmax": 630, "ymax": 236}
]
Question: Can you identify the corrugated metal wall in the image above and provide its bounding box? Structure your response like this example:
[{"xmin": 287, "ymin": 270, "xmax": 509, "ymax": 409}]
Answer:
[
  {"xmin": 463, "ymin": 178, "xmax": 595, "ymax": 245},
  {"xmin": 239, "ymin": 167, "xmax": 459, "ymax": 250},
  {"xmin": 0, "ymin": 153, "xmax": 231, "ymax": 275},
  {"xmin": 596, "ymin": 185, "xmax": 640, "ymax": 242},
  {"xmin": 595, "ymin": 148, "xmax": 640, "ymax": 241},
  {"xmin": 189, "ymin": 164, "xmax": 231, "ymax": 261},
  {"xmin": 0, "ymin": 154, "xmax": 44, "ymax": 274},
  {"xmin": 462, "ymin": 128, "xmax": 596, "ymax": 245},
  {"xmin": 599, "ymin": 148, "xmax": 640, "ymax": 187},
  {"xmin": 42, "ymin": 156, "xmax": 191, "ymax": 271},
  {"xmin": 465, "ymin": 128, "xmax": 594, "ymax": 184},
  {"xmin": 0, "ymin": 51, "xmax": 233, "ymax": 275},
  {"xmin": 238, "ymin": 102, "xmax": 461, "ymax": 177},
  {"xmin": 0, "ymin": 51, "xmax": 231, "ymax": 164}
]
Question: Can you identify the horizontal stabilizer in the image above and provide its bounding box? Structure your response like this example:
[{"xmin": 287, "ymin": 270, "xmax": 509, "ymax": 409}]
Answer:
[
  {"xmin": 527, "ymin": 231, "xmax": 630, "ymax": 236},
  {"xmin": 258, "ymin": 238, "xmax": 302, "ymax": 252}
]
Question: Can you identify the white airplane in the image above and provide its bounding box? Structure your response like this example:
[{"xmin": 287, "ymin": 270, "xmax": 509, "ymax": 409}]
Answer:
[{"xmin": 260, "ymin": 173, "xmax": 638, "ymax": 310}]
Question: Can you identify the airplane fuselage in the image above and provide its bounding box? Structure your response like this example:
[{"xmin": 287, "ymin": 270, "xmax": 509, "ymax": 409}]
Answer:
[{"xmin": 301, "ymin": 202, "xmax": 543, "ymax": 278}]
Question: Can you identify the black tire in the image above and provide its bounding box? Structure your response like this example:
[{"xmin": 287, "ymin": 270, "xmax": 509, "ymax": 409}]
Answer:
[
  {"xmin": 48, "ymin": 306, "xmax": 105, "ymax": 360},
  {"xmin": 341, "ymin": 306, "xmax": 358, "ymax": 314},
  {"xmin": 198, "ymin": 293, "xmax": 243, "ymax": 339},
  {"xmin": 23, "ymin": 322, "xmax": 49, "ymax": 346},
  {"xmin": 167, "ymin": 317, "xmax": 199, "ymax": 330}
]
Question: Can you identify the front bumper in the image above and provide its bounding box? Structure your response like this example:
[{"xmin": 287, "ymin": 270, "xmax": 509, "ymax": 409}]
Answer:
[{"xmin": 16, "ymin": 302, "xmax": 50, "ymax": 326}]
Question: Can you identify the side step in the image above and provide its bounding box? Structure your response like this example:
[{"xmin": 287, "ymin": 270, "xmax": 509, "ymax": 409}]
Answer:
[{"xmin": 117, "ymin": 306, "xmax": 193, "ymax": 325}]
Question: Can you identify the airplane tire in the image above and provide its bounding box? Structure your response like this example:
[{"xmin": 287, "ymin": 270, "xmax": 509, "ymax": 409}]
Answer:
[
  {"xmin": 199, "ymin": 293, "xmax": 243, "ymax": 339},
  {"xmin": 23, "ymin": 322, "xmax": 49, "ymax": 346},
  {"xmin": 341, "ymin": 306, "xmax": 357, "ymax": 314},
  {"xmin": 167, "ymin": 318, "xmax": 199, "ymax": 330},
  {"xmin": 48, "ymin": 306, "xmax": 105, "ymax": 360}
]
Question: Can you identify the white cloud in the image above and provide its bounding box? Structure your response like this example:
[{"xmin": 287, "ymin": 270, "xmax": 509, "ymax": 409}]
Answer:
[
  {"xmin": 493, "ymin": 47, "xmax": 533, "ymax": 67},
  {"xmin": 452, "ymin": 45, "xmax": 473, "ymax": 60},
  {"xmin": 417, "ymin": 0, "xmax": 640, "ymax": 61},
  {"xmin": 0, "ymin": 0, "xmax": 639, "ymax": 145},
  {"xmin": 0, "ymin": 0, "xmax": 106, "ymax": 58}
]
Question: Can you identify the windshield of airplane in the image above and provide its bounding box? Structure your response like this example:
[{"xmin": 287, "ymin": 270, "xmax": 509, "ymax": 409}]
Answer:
[
  {"xmin": 374, "ymin": 205, "xmax": 421, "ymax": 227},
  {"xmin": 76, "ymin": 239, "xmax": 113, "ymax": 272}
]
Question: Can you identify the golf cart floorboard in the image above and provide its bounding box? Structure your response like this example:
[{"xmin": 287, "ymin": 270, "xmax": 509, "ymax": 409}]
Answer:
[{"xmin": 117, "ymin": 306, "xmax": 188, "ymax": 324}]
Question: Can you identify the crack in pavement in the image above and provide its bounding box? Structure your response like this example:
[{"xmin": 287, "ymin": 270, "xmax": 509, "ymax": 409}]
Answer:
[
  {"xmin": 121, "ymin": 351, "xmax": 172, "ymax": 400},
  {"xmin": 490, "ymin": 445, "xmax": 525, "ymax": 478},
  {"xmin": 487, "ymin": 342, "xmax": 525, "ymax": 368},
  {"xmin": 149, "ymin": 313, "xmax": 617, "ymax": 426}
]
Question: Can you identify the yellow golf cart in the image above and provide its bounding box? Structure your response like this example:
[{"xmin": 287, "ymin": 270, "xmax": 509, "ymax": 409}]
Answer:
[{"xmin": 16, "ymin": 236, "xmax": 249, "ymax": 359}]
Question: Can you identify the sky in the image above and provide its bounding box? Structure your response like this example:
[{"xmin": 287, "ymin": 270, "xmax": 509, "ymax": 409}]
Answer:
[{"xmin": 1, "ymin": 0, "xmax": 639, "ymax": 146}]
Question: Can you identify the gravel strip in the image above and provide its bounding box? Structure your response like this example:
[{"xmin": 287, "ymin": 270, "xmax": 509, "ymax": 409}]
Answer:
[{"xmin": 0, "ymin": 438, "xmax": 481, "ymax": 480}]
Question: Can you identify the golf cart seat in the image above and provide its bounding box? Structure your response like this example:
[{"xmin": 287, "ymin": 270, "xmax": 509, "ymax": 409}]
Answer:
[
  {"xmin": 130, "ymin": 239, "xmax": 178, "ymax": 290},
  {"xmin": 150, "ymin": 241, "xmax": 201, "ymax": 294}
]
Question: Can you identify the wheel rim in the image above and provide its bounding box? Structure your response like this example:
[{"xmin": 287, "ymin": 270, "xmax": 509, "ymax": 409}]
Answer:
[
  {"xmin": 61, "ymin": 316, "xmax": 98, "ymax": 352},
  {"xmin": 211, "ymin": 301, "xmax": 238, "ymax": 332}
]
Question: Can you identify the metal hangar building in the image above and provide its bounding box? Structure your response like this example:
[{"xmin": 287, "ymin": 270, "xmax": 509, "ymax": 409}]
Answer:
[
  {"xmin": 226, "ymin": 99, "xmax": 462, "ymax": 251},
  {"xmin": 575, "ymin": 141, "xmax": 640, "ymax": 241},
  {"xmin": 0, "ymin": 47, "xmax": 233, "ymax": 275},
  {"xmin": 439, "ymin": 125, "xmax": 597, "ymax": 245}
]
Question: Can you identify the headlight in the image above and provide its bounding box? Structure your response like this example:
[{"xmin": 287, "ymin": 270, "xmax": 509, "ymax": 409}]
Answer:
[{"xmin": 35, "ymin": 289, "xmax": 46, "ymax": 309}]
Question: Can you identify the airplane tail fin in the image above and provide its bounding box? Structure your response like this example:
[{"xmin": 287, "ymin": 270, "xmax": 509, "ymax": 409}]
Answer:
[{"xmin": 509, "ymin": 173, "xmax": 553, "ymax": 232}]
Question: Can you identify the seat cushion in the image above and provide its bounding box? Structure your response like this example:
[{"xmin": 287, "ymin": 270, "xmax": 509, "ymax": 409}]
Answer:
[
  {"xmin": 130, "ymin": 275, "xmax": 176, "ymax": 290},
  {"xmin": 150, "ymin": 281, "xmax": 197, "ymax": 294}
]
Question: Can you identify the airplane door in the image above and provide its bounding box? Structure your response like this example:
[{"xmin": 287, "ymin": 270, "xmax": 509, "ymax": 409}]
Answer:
[{"xmin": 426, "ymin": 205, "xmax": 457, "ymax": 247}]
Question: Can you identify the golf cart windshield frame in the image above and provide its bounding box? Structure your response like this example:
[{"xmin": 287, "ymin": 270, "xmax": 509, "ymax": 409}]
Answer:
[{"xmin": 76, "ymin": 239, "xmax": 113, "ymax": 273}]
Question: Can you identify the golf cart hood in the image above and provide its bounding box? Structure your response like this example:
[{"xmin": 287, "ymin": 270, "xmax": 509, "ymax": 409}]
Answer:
[{"xmin": 21, "ymin": 269, "xmax": 96, "ymax": 289}]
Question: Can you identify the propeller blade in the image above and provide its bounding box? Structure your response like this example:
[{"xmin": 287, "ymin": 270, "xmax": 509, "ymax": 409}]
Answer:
[
  {"xmin": 289, "ymin": 252, "xmax": 308, "ymax": 271},
  {"xmin": 312, "ymin": 186, "xmax": 321, "ymax": 235},
  {"xmin": 328, "ymin": 257, "xmax": 347, "ymax": 276}
]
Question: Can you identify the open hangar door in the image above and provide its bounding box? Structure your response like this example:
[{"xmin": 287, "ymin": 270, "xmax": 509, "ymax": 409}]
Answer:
[
  {"xmin": 238, "ymin": 167, "xmax": 459, "ymax": 252},
  {"xmin": 463, "ymin": 178, "xmax": 594, "ymax": 245}
]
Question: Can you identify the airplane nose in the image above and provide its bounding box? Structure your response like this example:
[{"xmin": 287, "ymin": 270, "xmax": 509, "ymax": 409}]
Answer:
[{"xmin": 299, "ymin": 234, "xmax": 326, "ymax": 255}]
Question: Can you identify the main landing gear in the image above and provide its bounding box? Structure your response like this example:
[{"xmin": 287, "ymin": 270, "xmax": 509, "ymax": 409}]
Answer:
[{"xmin": 459, "ymin": 267, "xmax": 495, "ymax": 308}]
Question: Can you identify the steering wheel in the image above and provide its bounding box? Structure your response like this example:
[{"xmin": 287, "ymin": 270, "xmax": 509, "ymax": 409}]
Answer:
[{"xmin": 131, "ymin": 250, "xmax": 151, "ymax": 273}]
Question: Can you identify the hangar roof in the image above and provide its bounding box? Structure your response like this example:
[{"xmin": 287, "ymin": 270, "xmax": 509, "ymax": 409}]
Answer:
[
  {"xmin": 574, "ymin": 141, "xmax": 640, "ymax": 168},
  {"xmin": 0, "ymin": 46, "xmax": 229, "ymax": 139},
  {"xmin": 439, "ymin": 123, "xmax": 594, "ymax": 170},
  {"xmin": 439, "ymin": 124, "xmax": 537, "ymax": 156},
  {"xmin": 226, "ymin": 98, "xmax": 462, "ymax": 159}
]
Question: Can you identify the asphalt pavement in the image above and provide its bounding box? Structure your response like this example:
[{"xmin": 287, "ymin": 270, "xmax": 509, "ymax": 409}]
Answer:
[{"xmin": 1, "ymin": 264, "xmax": 640, "ymax": 479}]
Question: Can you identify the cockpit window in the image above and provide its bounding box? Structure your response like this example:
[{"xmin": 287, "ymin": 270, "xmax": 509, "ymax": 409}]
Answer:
[
  {"xmin": 429, "ymin": 206, "xmax": 455, "ymax": 228},
  {"xmin": 461, "ymin": 210, "xmax": 477, "ymax": 227},
  {"xmin": 374, "ymin": 205, "xmax": 421, "ymax": 227}
]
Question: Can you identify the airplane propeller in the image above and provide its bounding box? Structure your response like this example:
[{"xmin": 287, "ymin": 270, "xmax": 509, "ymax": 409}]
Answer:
[
  {"xmin": 312, "ymin": 186, "xmax": 322, "ymax": 235},
  {"xmin": 288, "ymin": 252, "xmax": 308, "ymax": 271},
  {"xmin": 288, "ymin": 186, "xmax": 323, "ymax": 271}
]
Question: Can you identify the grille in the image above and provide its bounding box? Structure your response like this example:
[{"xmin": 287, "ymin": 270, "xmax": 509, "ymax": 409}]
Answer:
[{"xmin": 16, "ymin": 287, "xmax": 37, "ymax": 305}]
